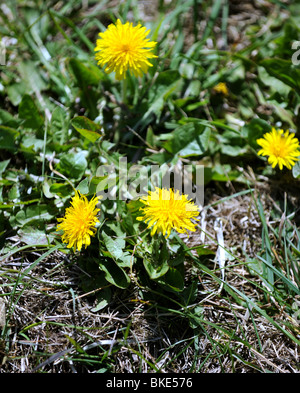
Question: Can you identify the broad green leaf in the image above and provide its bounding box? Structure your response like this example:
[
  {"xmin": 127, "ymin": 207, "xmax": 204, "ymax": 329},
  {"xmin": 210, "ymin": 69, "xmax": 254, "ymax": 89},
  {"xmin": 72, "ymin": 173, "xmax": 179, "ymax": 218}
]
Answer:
[
  {"xmin": 15, "ymin": 204, "xmax": 55, "ymax": 227},
  {"xmin": 6, "ymin": 82, "xmax": 27, "ymax": 106},
  {"xmin": 195, "ymin": 245, "xmax": 216, "ymax": 256},
  {"xmin": 18, "ymin": 94, "xmax": 44, "ymax": 129},
  {"xmin": 42, "ymin": 179, "xmax": 55, "ymax": 199},
  {"xmin": 241, "ymin": 118, "xmax": 271, "ymax": 148},
  {"xmin": 163, "ymin": 122, "xmax": 210, "ymax": 156},
  {"xmin": 143, "ymin": 240, "xmax": 170, "ymax": 280},
  {"xmin": 98, "ymin": 258, "xmax": 130, "ymax": 289},
  {"xmin": 259, "ymin": 58, "xmax": 300, "ymax": 92},
  {"xmin": 258, "ymin": 66, "xmax": 291, "ymax": 97},
  {"xmin": 58, "ymin": 151, "xmax": 88, "ymax": 180},
  {"xmin": 76, "ymin": 177, "xmax": 89, "ymax": 194},
  {"xmin": 169, "ymin": 248, "xmax": 185, "ymax": 267},
  {"xmin": 273, "ymin": 21, "xmax": 300, "ymax": 59},
  {"xmin": 220, "ymin": 144, "xmax": 248, "ymax": 157},
  {"xmin": 138, "ymin": 70, "xmax": 181, "ymax": 129},
  {"xmin": 71, "ymin": 116, "xmax": 103, "ymax": 143},
  {"xmin": 21, "ymin": 135, "xmax": 44, "ymax": 152},
  {"xmin": 18, "ymin": 59, "xmax": 47, "ymax": 89},
  {"xmin": 115, "ymin": 251, "xmax": 134, "ymax": 268},
  {"xmin": 0, "ymin": 109, "xmax": 21, "ymax": 128},
  {"xmin": 50, "ymin": 106, "xmax": 69, "ymax": 145},
  {"xmin": 18, "ymin": 226, "xmax": 54, "ymax": 245},
  {"xmin": 180, "ymin": 281, "xmax": 198, "ymax": 306},
  {"xmin": 179, "ymin": 127, "xmax": 211, "ymax": 157},
  {"xmin": 148, "ymin": 70, "xmax": 181, "ymax": 103},
  {"xmin": 89, "ymin": 175, "xmax": 110, "ymax": 195},
  {"xmin": 49, "ymin": 183, "xmax": 73, "ymax": 197},
  {"xmin": 68, "ymin": 58, "xmax": 102, "ymax": 87},
  {"xmin": 102, "ymin": 231, "xmax": 125, "ymax": 261},
  {"xmin": 68, "ymin": 59, "xmax": 101, "ymax": 118},
  {"xmin": 8, "ymin": 183, "xmax": 20, "ymax": 200},
  {"xmin": 17, "ymin": 61, "xmax": 47, "ymax": 95},
  {"xmin": 156, "ymin": 266, "xmax": 184, "ymax": 292},
  {"xmin": 204, "ymin": 165, "xmax": 242, "ymax": 184},
  {"xmin": 0, "ymin": 126, "xmax": 19, "ymax": 151},
  {"xmin": 269, "ymin": 101, "xmax": 296, "ymax": 129},
  {"xmin": 0, "ymin": 159, "xmax": 10, "ymax": 174},
  {"xmin": 79, "ymin": 264, "xmax": 108, "ymax": 292},
  {"xmin": 292, "ymin": 160, "xmax": 300, "ymax": 178},
  {"xmin": 143, "ymin": 256, "xmax": 169, "ymax": 279},
  {"xmin": 146, "ymin": 127, "xmax": 155, "ymax": 148}
]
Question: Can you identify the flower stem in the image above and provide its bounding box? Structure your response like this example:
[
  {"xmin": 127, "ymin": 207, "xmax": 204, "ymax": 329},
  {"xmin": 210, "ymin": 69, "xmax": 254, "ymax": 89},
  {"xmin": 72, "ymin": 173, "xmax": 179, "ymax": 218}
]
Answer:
[{"xmin": 122, "ymin": 77, "xmax": 127, "ymax": 105}]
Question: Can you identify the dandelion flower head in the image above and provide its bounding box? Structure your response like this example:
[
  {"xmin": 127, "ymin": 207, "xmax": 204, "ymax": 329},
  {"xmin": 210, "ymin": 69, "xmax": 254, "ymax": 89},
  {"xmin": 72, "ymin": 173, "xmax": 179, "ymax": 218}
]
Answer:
[
  {"xmin": 137, "ymin": 187, "xmax": 199, "ymax": 238},
  {"xmin": 256, "ymin": 127, "xmax": 300, "ymax": 170},
  {"xmin": 94, "ymin": 19, "xmax": 157, "ymax": 80},
  {"xmin": 57, "ymin": 191, "xmax": 100, "ymax": 252},
  {"xmin": 213, "ymin": 82, "xmax": 229, "ymax": 96}
]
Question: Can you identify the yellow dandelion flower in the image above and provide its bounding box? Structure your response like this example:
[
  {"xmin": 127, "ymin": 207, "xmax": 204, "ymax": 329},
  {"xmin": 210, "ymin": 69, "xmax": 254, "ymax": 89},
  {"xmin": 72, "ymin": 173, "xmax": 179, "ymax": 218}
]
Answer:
[
  {"xmin": 57, "ymin": 191, "xmax": 100, "ymax": 252},
  {"xmin": 94, "ymin": 19, "xmax": 157, "ymax": 80},
  {"xmin": 256, "ymin": 128, "xmax": 300, "ymax": 170},
  {"xmin": 213, "ymin": 82, "xmax": 229, "ymax": 96},
  {"xmin": 137, "ymin": 188, "xmax": 199, "ymax": 238}
]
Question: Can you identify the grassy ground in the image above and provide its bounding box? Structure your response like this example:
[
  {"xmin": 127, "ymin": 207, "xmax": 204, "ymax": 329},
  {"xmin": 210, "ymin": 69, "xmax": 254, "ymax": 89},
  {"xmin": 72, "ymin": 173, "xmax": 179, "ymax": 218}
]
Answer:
[{"xmin": 0, "ymin": 0, "xmax": 300, "ymax": 373}]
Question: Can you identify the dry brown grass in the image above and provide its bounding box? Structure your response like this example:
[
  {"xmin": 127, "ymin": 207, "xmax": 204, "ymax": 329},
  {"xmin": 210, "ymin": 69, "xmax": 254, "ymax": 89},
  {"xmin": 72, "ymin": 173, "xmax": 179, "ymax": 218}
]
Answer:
[{"xmin": 1, "ymin": 173, "xmax": 299, "ymax": 373}]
